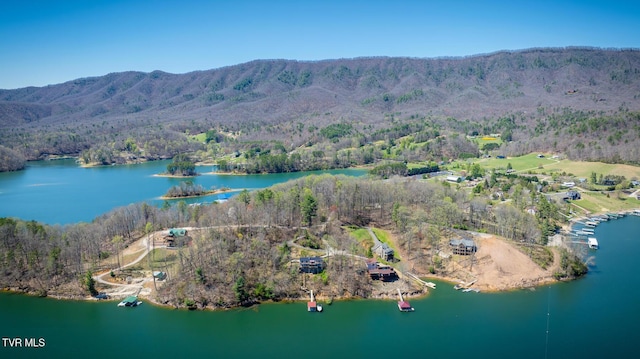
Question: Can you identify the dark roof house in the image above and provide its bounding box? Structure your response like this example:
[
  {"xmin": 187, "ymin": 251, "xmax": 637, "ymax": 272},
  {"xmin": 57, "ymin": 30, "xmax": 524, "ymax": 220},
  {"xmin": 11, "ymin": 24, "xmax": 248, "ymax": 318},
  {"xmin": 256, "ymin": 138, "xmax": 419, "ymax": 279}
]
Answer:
[
  {"xmin": 299, "ymin": 256, "xmax": 325, "ymax": 274},
  {"xmin": 365, "ymin": 259, "xmax": 398, "ymax": 281}
]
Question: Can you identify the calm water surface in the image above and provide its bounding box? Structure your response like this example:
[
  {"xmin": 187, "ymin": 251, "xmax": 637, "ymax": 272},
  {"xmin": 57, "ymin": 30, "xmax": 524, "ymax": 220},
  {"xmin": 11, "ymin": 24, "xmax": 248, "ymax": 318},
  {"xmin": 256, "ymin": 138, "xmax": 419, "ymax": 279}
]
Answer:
[
  {"xmin": 0, "ymin": 162, "xmax": 639, "ymax": 358},
  {"xmin": 0, "ymin": 159, "xmax": 367, "ymax": 224}
]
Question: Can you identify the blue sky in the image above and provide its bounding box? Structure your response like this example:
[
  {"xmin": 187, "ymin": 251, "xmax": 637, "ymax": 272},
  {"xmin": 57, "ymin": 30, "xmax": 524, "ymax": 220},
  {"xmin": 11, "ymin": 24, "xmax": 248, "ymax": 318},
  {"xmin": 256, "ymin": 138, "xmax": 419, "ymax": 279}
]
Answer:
[{"xmin": 1, "ymin": 0, "xmax": 639, "ymax": 89}]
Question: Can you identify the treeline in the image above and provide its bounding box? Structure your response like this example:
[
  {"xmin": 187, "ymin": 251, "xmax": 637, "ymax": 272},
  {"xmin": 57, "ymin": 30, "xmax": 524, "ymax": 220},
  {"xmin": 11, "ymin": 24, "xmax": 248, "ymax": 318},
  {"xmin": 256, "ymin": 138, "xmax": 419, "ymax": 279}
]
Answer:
[
  {"xmin": 0, "ymin": 202, "xmax": 190, "ymax": 297},
  {"xmin": 166, "ymin": 155, "xmax": 196, "ymax": 176},
  {"xmin": 501, "ymin": 110, "xmax": 640, "ymax": 165},
  {"xmin": 0, "ymin": 145, "xmax": 25, "ymax": 171},
  {"xmin": 0, "ymin": 174, "xmax": 571, "ymax": 305},
  {"xmin": 369, "ymin": 161, "xmax": 440, "ymax": 178},
  {"xmin": 218, "ymin": 151, "xmax": 347, "ymax": 174},
  {"xmin": 164, "ymin": 181, "xmax": 209, "ymax": 198}
]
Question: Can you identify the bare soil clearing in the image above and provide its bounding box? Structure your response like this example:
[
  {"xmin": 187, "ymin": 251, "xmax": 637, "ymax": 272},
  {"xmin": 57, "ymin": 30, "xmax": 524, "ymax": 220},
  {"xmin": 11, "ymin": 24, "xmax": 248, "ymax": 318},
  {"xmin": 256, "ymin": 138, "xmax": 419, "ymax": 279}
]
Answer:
[{"xmin": 443, "ymin": 234, "xmax": 559, "ymax": 291}]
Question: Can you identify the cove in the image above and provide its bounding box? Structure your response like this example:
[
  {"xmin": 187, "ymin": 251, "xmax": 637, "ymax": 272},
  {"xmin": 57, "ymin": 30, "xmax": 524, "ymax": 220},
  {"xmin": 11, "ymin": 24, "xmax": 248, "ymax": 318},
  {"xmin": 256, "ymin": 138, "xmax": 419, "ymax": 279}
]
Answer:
[
  {"xmin": 0, "ymin": 159, "xmax": 367, "ymax": 225},
  {"xmin": 1, "ymin": 216, "xmax": 639, "ymax": 359}
]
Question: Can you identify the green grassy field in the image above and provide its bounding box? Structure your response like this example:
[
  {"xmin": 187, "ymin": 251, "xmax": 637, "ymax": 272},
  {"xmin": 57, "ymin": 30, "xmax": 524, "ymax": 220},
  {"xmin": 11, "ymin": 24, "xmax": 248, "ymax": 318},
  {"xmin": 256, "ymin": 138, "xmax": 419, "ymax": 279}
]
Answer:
[
  {"xmin": 569, "ymin": 191, "xmax": 640, "ymax": 214},
  {"xmin": 346, "ymin": 227, "xmax": 374, "ymax": 257},
  {"xmin": 476, "ymin": 153, "xmax": 558, "ymax": 172},
  {"xmin": 541, "ymin": 160, "xmax": 640, "ymax": 179},
  {"xmin": 450, "ymin": 153, "xmax": 640, "ymax": 180},
  {"xmin": 347, "ymin": 227, "xmax": 372, "ymax": 242},
  {"xmin": 191, "ymin": 133, "xmax": 207, "ymax": 143},
  {"xmin": 474, "ymin": 135, "xmax": 503, "ymax": 148}
]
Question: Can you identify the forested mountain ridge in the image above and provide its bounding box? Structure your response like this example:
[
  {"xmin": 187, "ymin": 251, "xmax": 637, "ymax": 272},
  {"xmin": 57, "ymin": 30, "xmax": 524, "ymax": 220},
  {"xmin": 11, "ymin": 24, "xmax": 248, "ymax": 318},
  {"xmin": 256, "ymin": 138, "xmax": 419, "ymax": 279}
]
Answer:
[{"xmin": 1, "ymin": 47, "xmax": 640, "ymax": 166}]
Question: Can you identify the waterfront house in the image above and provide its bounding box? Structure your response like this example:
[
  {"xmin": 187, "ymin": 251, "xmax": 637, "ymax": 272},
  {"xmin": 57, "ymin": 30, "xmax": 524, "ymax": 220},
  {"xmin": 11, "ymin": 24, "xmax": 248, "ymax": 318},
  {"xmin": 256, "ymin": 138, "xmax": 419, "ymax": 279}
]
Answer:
[
  {"xmin": 373, "ymin": 242, "xmax": 394, "ymax": 261},
  {"xmin": 449, "ymin": 238, "xmax": 477, "ymax": 255},
  {"xmin": 299, "ymin": 256, "xmax": 325, "ymax": 274},
  {"xmin": 366, "ymin": 259, "xmax": 398, "ymax": 281}
]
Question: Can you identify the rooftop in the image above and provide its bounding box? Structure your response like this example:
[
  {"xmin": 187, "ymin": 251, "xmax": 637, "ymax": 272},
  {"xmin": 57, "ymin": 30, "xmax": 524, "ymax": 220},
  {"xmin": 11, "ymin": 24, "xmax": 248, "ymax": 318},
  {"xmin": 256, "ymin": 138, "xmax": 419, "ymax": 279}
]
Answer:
[{"xmin": 449, "ymin": 238, "xmax": 476, "ymax": 247}]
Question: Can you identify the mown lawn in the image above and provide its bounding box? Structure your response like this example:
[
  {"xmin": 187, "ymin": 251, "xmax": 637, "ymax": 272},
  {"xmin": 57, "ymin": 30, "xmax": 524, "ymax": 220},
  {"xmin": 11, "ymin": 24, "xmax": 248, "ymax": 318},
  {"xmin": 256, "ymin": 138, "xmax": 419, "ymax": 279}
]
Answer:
[
  {"xmin": 346, "ymin": 227, "xmax": 374, "ymax": 257},
  {"xmin": 347, "ymin": 227, "xmax": 372, "ymax": 242},
  {"xmin": 478, "ymin": 153, "xmax": 557, "ymax": 172},
  {"xmin": 474, "ymin": 135, "xmax": 503, "ymax": 149},
  {"xmin": 569, "ymin": 192, "xmax": 640, "ymax": 214},
  {"xmin": 454, "ymin": 153, "xmax": 640, "ymax": 180},
  {"xmin": 541, "ymin": 160, "xmax": 640, "ymax": 179}
]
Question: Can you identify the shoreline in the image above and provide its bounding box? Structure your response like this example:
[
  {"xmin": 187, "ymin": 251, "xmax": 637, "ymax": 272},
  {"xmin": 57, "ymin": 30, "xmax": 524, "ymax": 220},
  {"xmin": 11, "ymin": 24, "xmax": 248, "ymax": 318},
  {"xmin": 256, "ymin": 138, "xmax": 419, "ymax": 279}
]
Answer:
[
  {"xmin": 4, "ymin": 212, "xmax": 636, "ymax": 310},
  {"xmin": 0, "ymin": 269, "xmax": 556, "ymax": 310},
  {"xmin": 152, "ymin": 173, "xmax": 200, "ymax": 178},
  {"xmin": 159, "ymin": 188, "xmax": 236, "ymax": 200}
]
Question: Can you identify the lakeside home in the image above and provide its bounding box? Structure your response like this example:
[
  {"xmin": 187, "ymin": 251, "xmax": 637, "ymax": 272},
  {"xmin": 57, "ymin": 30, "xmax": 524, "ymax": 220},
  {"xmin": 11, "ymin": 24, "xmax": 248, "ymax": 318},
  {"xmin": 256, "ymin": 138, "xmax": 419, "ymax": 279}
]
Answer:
[
  {"xmin": 366, "ymin": 260, "xmax": 398, "ymax": 281},
  {"xmin": 449, "ymin": 238, "xmax": 477, "ymax": 255},
  {"xmin": 299, "ymin": 257, "xmax": 325, "ymax": 274}
]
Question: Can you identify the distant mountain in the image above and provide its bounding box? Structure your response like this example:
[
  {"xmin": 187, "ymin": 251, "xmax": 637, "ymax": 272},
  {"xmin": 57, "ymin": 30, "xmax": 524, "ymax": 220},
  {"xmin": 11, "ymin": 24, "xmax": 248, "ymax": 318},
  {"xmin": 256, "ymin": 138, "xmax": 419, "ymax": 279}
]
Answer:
[
  {"xmin": 1, "ymin": 47, "xmax": 639, "ymax": 162},
  {"xmin": 2, "ymin": 47, "xmax": 639, "ymax": 127}
]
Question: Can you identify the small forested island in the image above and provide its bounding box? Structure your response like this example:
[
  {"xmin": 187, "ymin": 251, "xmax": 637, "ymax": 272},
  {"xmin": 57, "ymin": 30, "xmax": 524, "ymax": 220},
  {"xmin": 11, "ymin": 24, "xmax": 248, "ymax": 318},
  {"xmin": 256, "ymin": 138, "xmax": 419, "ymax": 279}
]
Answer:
[
  {"xmin": 162, "ymin": 154, "xmax": 197, "ymax": 177},
  {"xmin": 162, "ymin": 181, "xmax": 230, "ymax": 199}
]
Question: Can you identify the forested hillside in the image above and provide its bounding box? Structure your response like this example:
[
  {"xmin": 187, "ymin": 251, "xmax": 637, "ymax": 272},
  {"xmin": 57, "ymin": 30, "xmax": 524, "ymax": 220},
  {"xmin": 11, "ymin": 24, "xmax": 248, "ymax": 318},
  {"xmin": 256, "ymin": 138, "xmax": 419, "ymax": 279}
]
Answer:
[{"xmin": 1, "ymin": 47, "xmax": 640, "ymax": 169}]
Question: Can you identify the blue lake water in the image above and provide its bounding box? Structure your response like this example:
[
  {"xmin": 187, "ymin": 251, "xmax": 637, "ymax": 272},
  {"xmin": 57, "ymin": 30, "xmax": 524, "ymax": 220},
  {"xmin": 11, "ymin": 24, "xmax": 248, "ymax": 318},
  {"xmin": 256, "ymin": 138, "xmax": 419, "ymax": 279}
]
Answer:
[{"xmin": 0, "ymin": 159, "xmax": 367, "ymax": 224}]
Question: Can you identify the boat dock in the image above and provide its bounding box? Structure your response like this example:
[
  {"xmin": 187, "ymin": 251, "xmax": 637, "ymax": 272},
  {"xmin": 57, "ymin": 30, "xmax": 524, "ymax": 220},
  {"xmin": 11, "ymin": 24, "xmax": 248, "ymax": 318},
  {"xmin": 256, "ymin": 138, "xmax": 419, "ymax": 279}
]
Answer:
[
  {"xmin": 397, "ymin": 288, "xmax": 414, "ymax": 312},
  {"xmin": 454, "ymin": 279, "xmax": 477, "ymax": 290},
  {"xmin": 117, "ymin": 295, "xmax": 141, "ymax": 307},
  {"xmin": 404, "ymin": 271, "xmax": 436, "ymax": 289},
  {"xmin": 307, "ymin": 290, "xmax": 323, "ymax": 312}
]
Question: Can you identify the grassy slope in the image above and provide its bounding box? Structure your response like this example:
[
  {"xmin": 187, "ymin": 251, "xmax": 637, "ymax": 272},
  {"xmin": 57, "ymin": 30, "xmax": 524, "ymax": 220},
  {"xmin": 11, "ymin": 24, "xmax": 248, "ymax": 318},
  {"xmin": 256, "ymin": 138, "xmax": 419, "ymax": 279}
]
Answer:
[{"xmin": 569, "ymin": 192, "xmax": 640, "ymax": 214}]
